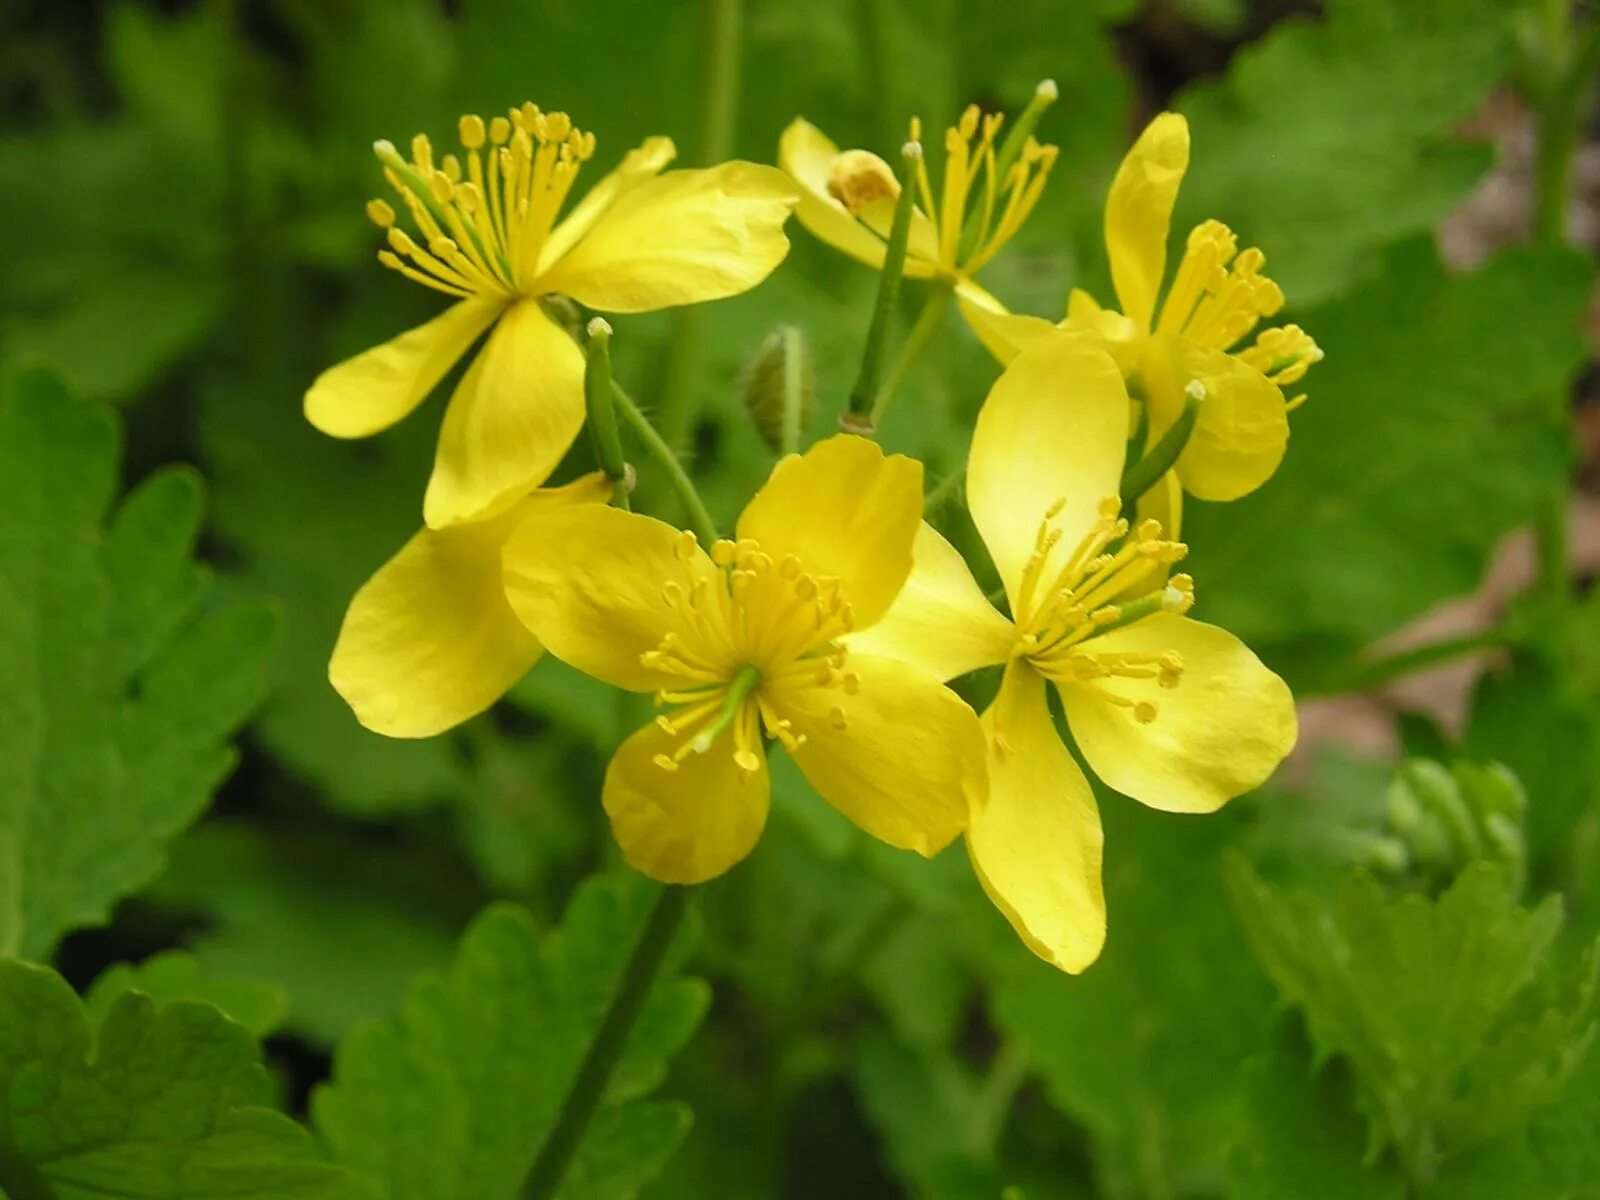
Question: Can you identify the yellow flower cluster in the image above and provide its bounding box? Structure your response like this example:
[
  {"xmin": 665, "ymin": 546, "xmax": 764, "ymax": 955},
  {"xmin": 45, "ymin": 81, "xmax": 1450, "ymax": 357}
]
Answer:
[{"xmin": 308, "ymin": 99, "xmax": 1306, "ymax": 975}]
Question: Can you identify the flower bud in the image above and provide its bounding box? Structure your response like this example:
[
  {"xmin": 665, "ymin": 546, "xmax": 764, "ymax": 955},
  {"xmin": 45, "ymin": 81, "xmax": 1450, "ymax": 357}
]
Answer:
[{"xmin": 741, "ymin": 326, "xmax": 814, "ymax": 453}]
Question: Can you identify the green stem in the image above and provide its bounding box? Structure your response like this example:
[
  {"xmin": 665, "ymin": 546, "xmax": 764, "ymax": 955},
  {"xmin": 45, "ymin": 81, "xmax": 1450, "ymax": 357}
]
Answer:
[
  {"xmin": 612, "ymin": 382, "xmax": 720, "ymax": 546},
  {"xmin": 781, "ymin": 325, "xmax": 804, "ymax": 455},
  {"xmin": 523, "ymin": 885, "xmax": 691, "ymax": 1200},
  {"xmin": 655, "ymin": 0, "xmax": 744, "ymax": 448},
  {"xmin": 583, "ymin": 319, "xmax": 631, "ymax": 509},
  {"xmin": 1319, "ymin": 630, "xmax": 1514, "ymax": 695},
  {"xmin": 1120, "ymin": 393, "xmax": 1199, "ymax": 507},
  {"xmin": 923, "ymin": 466, "xmax": 966, "ymax": 513},
  {"xmin": 846, "ymin": 141, "xmax": 924, "ymax": 433},
  {"xmin": 963, "ymin": 1040, "xmax": 1031, "ymax": 1158},
  {"xmin": 870, "ymin": 284, "xmax": 953, "ymax": 429}
]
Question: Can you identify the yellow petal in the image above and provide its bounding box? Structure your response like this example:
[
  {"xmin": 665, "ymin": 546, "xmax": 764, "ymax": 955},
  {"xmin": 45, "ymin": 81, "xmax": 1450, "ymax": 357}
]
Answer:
[
  {"xmin": 969, "ymin": 662, "xmax": 1105, "ymax": 973},
  {"xmin": 778, "ymin": 118, "xmax": 942, "ymax": 277},
  {"xmin": 736, "ymin": 434, "xmax": 922, "ymax": 629},
  {"xmin": 1062, "ymin": 613, "xmax": 1297, "ymax": 814},
  {"xmin": 304, "ymin": 298, "xmax": 502, "ymax": 439},
  {"xmin": 503, "ymin": 503, "xmax": 733, "ymax": 694},
  {"xmin": 605, "ymin": 719, "xmax": 769, "ymax": 884},
  {"xmin": 780, "ymin": 118, "xmax": 892, "ymax": 271},
  {"xmin": 769, "ymin": 652, "xmax": 979, "ymax": 857},
  {"xmin": 846, "ymin": 521, "xmax": 1014, "ymax": 681},
  {"xmin": 329, "ymin": 473, "xmax": 612, "ymax": 739},
  {"xmin": 423, "ymin": 300, "xmax": 586, "ymax": 528},
  {"xmin": 1105, "ymin": 111, "xmax": 1189, "ymax": 332},
  {"xmin": 535, "ymin": 136, "xmax": 677, "ymax": 276},
  {"xmin": 533, "ymin": 162, "xmax": 798, "ymax": 313},
  {"xmin": 1065, "ymin": 287, "xmax": 1104, "ymax": 324},
  {"xmin": 1142, "ymin": 333, "xmax": 1288, "ymax": 502},
  {"xmin": 966, "ymin": 332, "xmax": 1129, "ymax": 610},
  {"xmin": 955, "ymin": 281, "xmax": 1057, "ymax": 365}
]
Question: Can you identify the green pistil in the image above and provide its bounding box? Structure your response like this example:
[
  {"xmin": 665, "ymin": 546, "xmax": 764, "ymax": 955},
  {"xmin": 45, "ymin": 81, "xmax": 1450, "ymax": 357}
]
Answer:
[
  {"xmin": 1120, "ymin": 388, "xmax": 1201, "ymax": 506},
  {"xmin": 690, "ymin": 665, "xmax": 762, "ymax": 753}
]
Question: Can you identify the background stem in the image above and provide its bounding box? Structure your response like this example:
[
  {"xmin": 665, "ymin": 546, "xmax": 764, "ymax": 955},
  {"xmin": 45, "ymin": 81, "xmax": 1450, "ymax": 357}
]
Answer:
[
  {"xmin": 523, "ymin": 886, "xmax": 691, "ymax": 1200},
  {"xmin": 654, "ymin": 0, "xmax": 744, "ymax": 451}
]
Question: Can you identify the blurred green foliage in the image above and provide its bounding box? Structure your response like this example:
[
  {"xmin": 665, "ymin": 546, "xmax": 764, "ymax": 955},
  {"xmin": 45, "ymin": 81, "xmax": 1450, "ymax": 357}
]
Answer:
[{"xmin": 1, "ymin": 0, "xmax": 1597, "ymax": 1197}]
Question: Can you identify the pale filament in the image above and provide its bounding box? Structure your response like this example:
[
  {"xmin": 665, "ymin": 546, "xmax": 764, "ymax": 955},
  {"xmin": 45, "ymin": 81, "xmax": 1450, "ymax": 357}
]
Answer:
[
  {"xmin": 367, "ymin": 102, "xmax": 597, "ymax": 300},
  {"xmin": 1014, "ymin": 497, "xmax": 1195, "ymax": 726},
  {"xmin": 639, "ymin": 533, "xmax": 862, "ymax": 773}
]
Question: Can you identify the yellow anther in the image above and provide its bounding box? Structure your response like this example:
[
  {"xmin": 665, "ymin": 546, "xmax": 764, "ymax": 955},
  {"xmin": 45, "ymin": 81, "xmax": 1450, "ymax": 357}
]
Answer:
[
  {"xmin": 410, "ymin": 133, "xmax": 434, "ymax": 172},
  {"xmin": 365, "ymin": 199, "xmax": 396, "ymax": 227},
  {"xmin": 828, "ymin": 706, "xmax": 848, "ymax": 731},
  {"xmin": 1046, "ymin": 496, "xmax": 1068, "ymax": 519},
  {"xmin": 1097, "ymin": 496, "xmax": 1122, "ymax": 519},
  {"xmin": 441, "ymin": 154, "xmax": 462, "ymax": 183},
  {"xmin": 1091, "ymin": 606, "xmax": 1122, "ymax": 626},
  {"xmin": 545, "ymin": 111, "xmax": 573, "ymax": 142},
  {"xmin": 652, "ymin": 754, "xmax": 680, "ymax": 773},
  {"xmin": 1134, "ymin": 701, "xmax": 1158, "ymax": 724},
  {"xmin": 711, "ymin": 539, "xmax": 738, "ymax": 567},
  {"xmin": 673, "ymin": 530, "xmax": 699, "ymax": 562},
  {"xmin": 429, "ymin": 171, "xmax": 454, "ymax": 204},
  {"xmin": 841, "ymin": 672, "xmax": 860, "ymax": 696},
  {"xmin": 1158, "ymin": 651, "xmax": 1184, "ymax": 688},
  {"xmin": 489, "ymin": 116, "xmax": 510, "ymax": 144},
  {"xmin": 459, "ymin": 114, "xmax": 486, "ymax": 149},
  {"xmin": 1136, "ymin": 518, "xmax": 1164, "ymax": 543},
  {"xmin": 957, "ymin": 104, "xmax": 980, "ymax": 139},
  {"xmin": 734, "ymin": 749, "xmax": 762, "ymax": 773}
]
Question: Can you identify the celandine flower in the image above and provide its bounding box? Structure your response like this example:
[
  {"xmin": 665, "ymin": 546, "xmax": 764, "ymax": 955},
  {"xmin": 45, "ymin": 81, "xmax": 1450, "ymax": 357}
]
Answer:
[
  {"xmin": 502, "ymin": 436, "xmax": 986, "ymax": 885},
  {"xmin": 780, "ymin": 88, "xmax": 1057, "ymax": 323},
  {"xmin": 851, "ymin": 333, "xmax": 1297, "ymax": 971},
  {"xmin": 305, "ymin": 103, "xmax": 798, "ymax": 528},
  {"xmin": 331, "ymin": 472, "xmax": 612, "ymax": 737},
  {"xmin": 960, "ymin": 113, "xmax": 1323, "ymax": 502}
]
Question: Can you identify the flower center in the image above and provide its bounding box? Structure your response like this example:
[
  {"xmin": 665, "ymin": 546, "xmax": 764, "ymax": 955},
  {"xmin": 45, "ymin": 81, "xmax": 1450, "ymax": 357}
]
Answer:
[
  {"xmin": 1153, "ymin": 219, "xmax": 1324, "ymax": 398},
  {"xmin": 908, "ymin": 105, "xmax": 1058, "ymax": 278},
  {"xmin": 637, "ymin": 531, "xmax": 860, "ymax": 774},
  {"xmin": 366, "ymin": 102, "xmax": 596, "ymax": 301},
  {"xmin": 1014, "ymin": 496, "xmax": 1193, "ymax": 725}
]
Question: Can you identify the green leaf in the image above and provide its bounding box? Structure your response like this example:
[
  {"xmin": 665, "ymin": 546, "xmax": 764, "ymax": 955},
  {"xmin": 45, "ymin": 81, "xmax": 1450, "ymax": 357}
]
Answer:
[
  {"xmin": 1184, "ymin": 244, "xmax": 1592, "ymax": 664},
  {"xmin": 198, "ymin": 369, "xmax": 467, "ymax": 816},
  {"xmin": 85, "ymin": 950, "xmax": 290, "ymax": 1039},
  {"xmin": 1228, "ymin": 1024, "xmax": 1407, "ymax": 1200},
  {"xmin": 0, "ymin": 957, "xmax": 357, "ymax": 1200},
  {"xmin": 0, "ymin": 5, "xmax": 231, "ymax": 402},
  {"xmin": 145, "ymin": 822, "xmax": 473, "ymax": 1045},
  {"xmin": 0, "ymin": 369, "xmax": 275, "ymax": 961},
  {"xmin": 1227, "ymin": 860, "xmax": 1595, "ymax": 1164},
  {"xmin": 313, "ymin": 876, "xmax": 709, "ymax": 1200},
  {"xmin": 988, "ymin": 801, "xmax": 1276, "ymax": 1197},
  {"xmin": 1176, "ymin": 0, "xmax": 1516, "ymax": 303}
]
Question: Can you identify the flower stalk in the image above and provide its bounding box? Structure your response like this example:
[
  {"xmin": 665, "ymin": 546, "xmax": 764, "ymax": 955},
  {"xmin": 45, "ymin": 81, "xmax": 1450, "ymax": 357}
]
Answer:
[
  {"xmin": 612, "ymin": 381, "xmax": 720, "ymax": 547},
  {"xmin": 584, "ymin": 319, "xmax": 632, "ymax": 510},
  {"xmin": 523, "ymin": 884, "xmax": 692, "ymax": 1200},
  {"xmin": 844, "ymin": 140, "xmax": 924, "ymax": 434}
]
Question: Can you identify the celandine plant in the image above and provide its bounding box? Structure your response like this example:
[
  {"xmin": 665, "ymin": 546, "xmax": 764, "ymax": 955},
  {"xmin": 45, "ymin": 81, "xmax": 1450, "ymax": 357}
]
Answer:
[{"xmin": 310, "ymin": 91, "xmax": 1301, "ymax": 1195}]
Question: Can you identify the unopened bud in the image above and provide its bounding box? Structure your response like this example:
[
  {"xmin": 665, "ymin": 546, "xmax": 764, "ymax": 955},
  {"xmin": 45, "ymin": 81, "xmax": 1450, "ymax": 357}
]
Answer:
[{"xmin": 741, "ymin": 326, "xmax": 815, "ymax": 452}]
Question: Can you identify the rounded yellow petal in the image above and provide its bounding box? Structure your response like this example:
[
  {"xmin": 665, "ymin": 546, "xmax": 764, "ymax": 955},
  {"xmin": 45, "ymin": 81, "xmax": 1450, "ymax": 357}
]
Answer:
[
  {"xmin": 955, "ymin": 282, "xmax": 1057, "ymax": 365},
  {"xmin": 535, "ymin": 136, "xmax": 677, "ymax": 277},
  {"xmin": 1061, "ymin": 613, "xmax": 1297, "ymax": 814},
  {"xmin": 769, "ymin": 653, "xmax": 979, "ymax": 857},
  {"xmin": 329, "ymin": 472, "xmax": 613, "ymax": 740},
  {"xmin": 1142, "ymin": 333, "xmax": 1288, "ymax": 502},
  {"xmin": 969, "ymin": 663, "xmax": 1106, "ymax": 973},
  {"xmin": 423, "ymin": 300, "xmax": 587, "ymax": 528},
  {"xmin": 967, "ymin": 332, "xmax": 1129, "ymax": 609},
  {"xmin": 736, "ymin": 434, "xmax": 922, "ymax": 629},
  {"xmin": 605, "ymin": 719, "xmax": 769, "ymax": 884},
  {"xmin": 533, "ymin": 162, "xmax": 798, "ymax": 313},
  {"xmin": 778, "ymin": 118, "xmax": 941, "ymax": 277},
  {"xmin": 1105, "ymin": 112, "xmax": 1189, "ymax": 332},
  {"xmin": 304, "ymin": 298, "xmax": 503, "ymax": 439},
  {"xmin": 503, "ymin": 503, "xmax": 733, "ymax": 694},
  {"xmin": 846, "ymin": 521, "xmax": 1014, "ymax": 681},
  {"xmin": 780, "ymin": 118, "xmax": 891, "ymax": 271}
]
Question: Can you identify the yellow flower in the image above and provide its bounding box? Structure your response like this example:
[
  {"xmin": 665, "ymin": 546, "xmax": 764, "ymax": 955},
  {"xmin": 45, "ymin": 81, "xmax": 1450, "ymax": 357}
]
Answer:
[
  {"xmin": 959, "ymin": 112, "xmax": 1324, "ymax": 502},
  {"xmin": 305, "ymin": 102, "xmax": 799, "ymax": 529},
  {"xmin": 502, "ymin": 436, "xmax": 986, "ymax": 885},
  {"xmin": 850, "ymin": 332, "xmax": 1297, "ymax": 972},
  {"xmin": 330, "ymin": 472, "xmax": 612, "ymax": 738},
  {"xmin": 779, "ymin": 87, "xmax": 1058, "ymax": 320}
]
